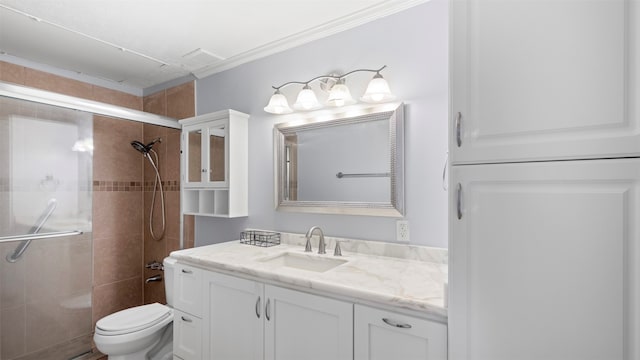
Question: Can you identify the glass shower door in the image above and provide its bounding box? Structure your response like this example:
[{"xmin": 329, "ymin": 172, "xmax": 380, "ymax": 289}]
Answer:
[{"xmin": 0, "ymin": 97, "xmax": 93, "ymax": 360}]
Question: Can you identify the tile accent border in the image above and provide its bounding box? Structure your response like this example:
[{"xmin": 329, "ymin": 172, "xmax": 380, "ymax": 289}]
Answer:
[
  {"xmin": 93, "ymin": 180, "xmax": 180, "ymax": 192},
  {"xmin": 145, "ymin": 180, "xmax": 179, "ymax": 192}
]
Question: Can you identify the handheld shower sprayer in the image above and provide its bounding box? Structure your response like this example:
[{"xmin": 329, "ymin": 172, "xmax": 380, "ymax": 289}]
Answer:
[
  {"xmin": 130, "ymin": 138, "xmax": 162, "ymax": 156},
  {"xmin": 131, "ymin": 137, "xmax": 166, "ymax": 240}
]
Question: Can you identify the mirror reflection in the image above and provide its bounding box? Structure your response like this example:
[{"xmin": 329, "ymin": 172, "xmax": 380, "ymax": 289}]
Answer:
[
  {"xmin": 186, "ymin": 125, "xmax": 226, "ymax": 183},
  {"xmin": 274, "ymin": 103, "xmax": 404, "ymax": 217},
  {"xmin": 285, "ymin": 119, "xmax": 390, "ymax": 202},
  {"xmin": 188, "ymin": 130, "xmax": 201, "ymax": 182},
  {"xmin": 209, "ymin": 126, "xmax": 226, "ymax": 182}
]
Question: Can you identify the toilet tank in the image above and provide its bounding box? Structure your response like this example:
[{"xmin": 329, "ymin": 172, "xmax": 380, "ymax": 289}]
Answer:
[{"xmin": 163, "ymin": 257, "xmax": 177, "ymax": 307}]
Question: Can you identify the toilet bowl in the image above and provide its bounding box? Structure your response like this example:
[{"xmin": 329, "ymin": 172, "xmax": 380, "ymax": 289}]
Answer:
[{"xmin": 94, "ymin": 257, "xmax": 176, "ymax": 360}]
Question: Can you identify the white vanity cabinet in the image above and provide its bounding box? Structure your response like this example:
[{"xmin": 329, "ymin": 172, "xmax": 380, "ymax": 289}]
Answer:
[
  {"xmin": 172, "ymin": 264, "xmax": 445, "ymax": 360},
  {"xmin": 450, "ymin": 0, "xmax": 640, "ymax": 164},
  {"xmin": 202, "ymin": 271, "xmax": 353, "ymax": 360},
  {"xmin": 179, "ymin": 110, "xmax": 248, "ymax": 217},
  {"xmin": 354, "ymin": 304, "xmax": 447, "ymax": 360}
]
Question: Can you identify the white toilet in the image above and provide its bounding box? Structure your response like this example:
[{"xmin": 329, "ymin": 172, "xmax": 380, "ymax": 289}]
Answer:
[{"xmin": 94, "ymin": 257, "xmax": 176, "ymax": 360}]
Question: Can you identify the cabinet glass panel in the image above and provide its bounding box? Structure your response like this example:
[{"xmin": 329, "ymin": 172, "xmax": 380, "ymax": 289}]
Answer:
[
  {"xmin": 188, "ymin": 129, "xmax": 202, "ymax": 182},
  {"xmin": 209, "ymin": 125, "xmax": 226, "ymax": 182}
]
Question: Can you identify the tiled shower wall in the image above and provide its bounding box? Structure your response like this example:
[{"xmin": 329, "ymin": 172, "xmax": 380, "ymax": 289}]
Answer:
[
  {"xmin": 0, "ymin": 61, "xmax": 194, "ymax": 337},
  {"xmin": 141, "ymin": 82, "xmax": 195, "ymax": 304}
]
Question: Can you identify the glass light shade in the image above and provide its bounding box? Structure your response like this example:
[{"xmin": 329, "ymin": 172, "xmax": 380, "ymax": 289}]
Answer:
[
  {"xmin": 361, "ymin": 73, "xmax": 396, "ymax": 103},
  {"xmin": 327, "ymin": 81, "xmax": 355, "ymax": 107},
  {"xmin": 293, "ymin": 85, "xmax": 321, "ymax": 111},
  {"xmin": 264, "ymin": 91, "xmax": 293, "ymax": 114}
]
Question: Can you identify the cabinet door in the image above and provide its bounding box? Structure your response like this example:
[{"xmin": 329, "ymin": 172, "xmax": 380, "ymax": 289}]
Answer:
[
  {"xmin": 451, "ymin": 0, "xmax": 640, "ymax": 164},
  {"xmin": 173, "ymin": 309, "xmax": 202, "ymax": 360},
  {"xmin": 183, "ymin": 120, "xmax": 228, "ymax": 187},
  {"xmin": 184, "ymin": 124, "xmax": 204, "ymax": 185},
  {"xmin": 449, "ymin": 159, "xmax": 640, "ymax": 359},
  {"xmin": 354, "ymin": 304, "xmax": 447, "ymax": 360},
  {"xmin": 264, "ymin": 285, "xmax": 353, "ymax": 360},
  {"xmin": 207, "ymin": 122, "xmax": 228, "ymax": 186},
  {"xmin": 203, "ymin": 272, "xmax": 264, "ymax": 360}
]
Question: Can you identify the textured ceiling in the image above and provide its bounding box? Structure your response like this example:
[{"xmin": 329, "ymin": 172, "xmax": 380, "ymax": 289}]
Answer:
[{"xmin": 0, "ymin": 0, "xmax": 426, "ymax": 91}]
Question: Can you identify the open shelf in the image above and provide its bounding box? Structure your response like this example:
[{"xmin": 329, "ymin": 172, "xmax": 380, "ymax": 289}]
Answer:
[{"xmin": 183, "ymin": 189, "xmax": 230, "ymax": 217}]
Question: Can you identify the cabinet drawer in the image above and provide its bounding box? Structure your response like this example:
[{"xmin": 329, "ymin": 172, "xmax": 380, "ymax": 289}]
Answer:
[
  {"xmin": 173, "ymin": 309, "xmax": 202, "ymax": 360},
  {"xmin": 354, "ymin": 304, "xmax": 447, "ymax": 360},
  {"xmin": 174, "ymin": 264, "xmax": 202, "ymax": 317}
]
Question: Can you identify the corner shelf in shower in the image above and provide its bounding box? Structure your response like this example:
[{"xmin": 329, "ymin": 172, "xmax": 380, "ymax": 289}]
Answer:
[{"xmin": 179, "ymin": 110, "xmax": 248, "ymax": 218}]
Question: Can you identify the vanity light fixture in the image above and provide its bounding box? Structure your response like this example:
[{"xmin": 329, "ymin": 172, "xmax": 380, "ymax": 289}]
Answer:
[
  {"xmin": 326, "ymin": 78, "xmax": 355, "ymax": 107},
  {"xmin": 264, "ymin": 65, "xmax": 395, "ymax": 114},
  {"xmin": 293, "ymin": 84, "xmax": 321, "ymax": 111},
  {"xmin": 263, "ymin": 89, "xmax": 293, "ymax": 114}
]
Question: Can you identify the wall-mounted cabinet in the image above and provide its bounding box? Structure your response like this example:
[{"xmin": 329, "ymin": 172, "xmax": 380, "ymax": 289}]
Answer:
[
  {"xmin": 450, "ymin": 0, "xmax": 640, "ymax": 165},
  {"xmin": 179, "ymin": 110, "xmax": 248, "ymax": 217},
  {"xmin": 449, "ymin": 1, "xmax": 640, "ymax": 358}
]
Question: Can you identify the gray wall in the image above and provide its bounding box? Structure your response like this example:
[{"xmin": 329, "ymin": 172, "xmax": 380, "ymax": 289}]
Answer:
[{"xmin": 195, "ymin": 0, "xmax": 449, "ymax": 248}]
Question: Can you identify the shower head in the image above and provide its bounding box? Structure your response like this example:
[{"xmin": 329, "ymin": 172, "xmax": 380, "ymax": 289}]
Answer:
[
  {"xmin": 131, "ymin": 140, "xmax": 149, "ymax": 154},
  {"xmin": 131, "ymin": 138, "xmax": 162, "ymax": 155}
]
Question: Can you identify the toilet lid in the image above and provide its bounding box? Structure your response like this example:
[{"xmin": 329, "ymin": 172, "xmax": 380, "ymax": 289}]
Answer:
[{"xmin": 96, "ymin": 303, "xmax": 172, "ymax": 335}]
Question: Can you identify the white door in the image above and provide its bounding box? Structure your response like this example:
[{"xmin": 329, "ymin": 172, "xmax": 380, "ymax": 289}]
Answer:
[
  {"xmin": 203, "ymin": 272, "xmax": 264, "ymax": 360},
  {"xmin": 354, "ymin": 304, "xmax": 447, "ymax": 360},
  {"xmin": 264, "ymin": 285, "xmax": 353, "ymax": 360},
  {"xmin": 450, "ymin": 0, "xmax": 640, "ymax": 164},
  {"xmin": 449, "ymin": 158, "xmax": 640, "ymax": 360}
]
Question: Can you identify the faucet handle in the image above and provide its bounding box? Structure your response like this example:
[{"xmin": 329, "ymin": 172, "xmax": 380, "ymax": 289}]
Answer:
[
  {"xmin": 146, "ymin": 260, "xmax": 163, "ymax": 270},
  {"xmin": 334, "ymin": 241, "xmax": 342, "ymax": 256}
]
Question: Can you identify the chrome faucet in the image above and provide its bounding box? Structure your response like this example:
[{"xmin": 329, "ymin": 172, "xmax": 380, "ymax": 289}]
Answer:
[
  {"xmin": 145, "ymin": 274, "xmax": 162, "ymax": 283},
  {"xmin": 305, "ymin": 226, "xmax": 326, "ymax": 254}
]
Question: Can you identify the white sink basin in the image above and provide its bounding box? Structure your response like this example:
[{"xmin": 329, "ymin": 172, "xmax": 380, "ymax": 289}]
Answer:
[{"xmin": 259, "ymin": 252, "xmax": 347, "ymax": 273}]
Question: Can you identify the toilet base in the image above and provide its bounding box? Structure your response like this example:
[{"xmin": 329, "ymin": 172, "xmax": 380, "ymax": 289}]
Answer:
[{"xmin": 100, "ymin": 323, "xmax": 172, "ymax": 360}]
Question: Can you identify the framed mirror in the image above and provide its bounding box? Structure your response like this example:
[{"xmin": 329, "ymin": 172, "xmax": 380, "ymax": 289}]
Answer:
[{"xmin": 274, "ymin": 103, "xmax": 404, "ymax": 217}]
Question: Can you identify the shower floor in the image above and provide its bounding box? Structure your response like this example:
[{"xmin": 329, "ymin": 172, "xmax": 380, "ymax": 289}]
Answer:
[{"xmin": 8, "ymin": 334, "xmax": 100, "ymax": 360}]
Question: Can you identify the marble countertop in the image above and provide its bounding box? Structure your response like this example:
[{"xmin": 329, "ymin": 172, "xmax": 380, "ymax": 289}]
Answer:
[{"xmin": 170, "ymin": 232, "xmax": 448, "ymax": 321}]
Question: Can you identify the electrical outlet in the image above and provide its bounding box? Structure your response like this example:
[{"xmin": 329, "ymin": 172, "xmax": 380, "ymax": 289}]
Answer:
[{"xmin": 396, "ymin": 220, "xmax": 409, "ymax": 242}]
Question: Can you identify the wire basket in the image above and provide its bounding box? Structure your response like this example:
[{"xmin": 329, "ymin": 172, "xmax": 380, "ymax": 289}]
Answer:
[{"xmin": 240, "ymin": 230, "xmax": 281, "ymax": 247}]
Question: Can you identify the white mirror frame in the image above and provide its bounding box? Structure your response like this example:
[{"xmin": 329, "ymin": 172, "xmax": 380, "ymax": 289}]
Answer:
[{"xmin": 273, "ymin": 102, "xmax": 404, "ymax": 217}]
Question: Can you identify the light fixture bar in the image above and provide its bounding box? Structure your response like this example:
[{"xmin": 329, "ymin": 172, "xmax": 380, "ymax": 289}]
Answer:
[
  {"xmin": 270, "ymin": 65, "xmax": 387, "ymax": 91},
  {"xmin": 264, "ymin": 65, "xmax": 394, "ymax": 115}
]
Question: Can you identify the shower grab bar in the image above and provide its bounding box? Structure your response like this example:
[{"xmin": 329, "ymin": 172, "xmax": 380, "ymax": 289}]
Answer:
[
  {"xmin": 0, "ymin": 230, "xmax": 83, "ymax": 244},
  {"xmin": 5, "ymin": 199, "xmax": 64, "ymax": 262},
  {"xmin": 336, "ymin": 172, "xmax": 390, "ymax": 179},
  {"xmin": 4, "ymin": 230, "xmax": 83, "ymax": 263}
]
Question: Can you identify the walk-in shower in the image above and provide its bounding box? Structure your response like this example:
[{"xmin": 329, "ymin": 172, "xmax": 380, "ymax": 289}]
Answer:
[
  {"xmin": 131, "ymin": 138, "xmax": 166, "ymax": 240},
  {"xmin": 0, "ymin": 96, "xmax": 93, "ymax": 360}
]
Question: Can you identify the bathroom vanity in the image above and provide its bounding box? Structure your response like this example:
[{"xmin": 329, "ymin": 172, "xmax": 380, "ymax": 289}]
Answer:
[{"xmin": 168, "ymin": 233, "xmax": 448, "ymax": 360}]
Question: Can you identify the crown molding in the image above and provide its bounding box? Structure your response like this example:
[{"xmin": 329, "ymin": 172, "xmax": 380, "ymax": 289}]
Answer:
[
  {"xmin": 0, "ymin": 53, "xmax": 144, "ymax": 96},
  {"xmin": 192, "ymin": 0, "xmax": 429, "ymax": 79}
]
